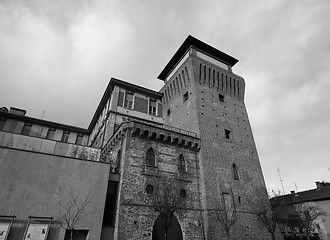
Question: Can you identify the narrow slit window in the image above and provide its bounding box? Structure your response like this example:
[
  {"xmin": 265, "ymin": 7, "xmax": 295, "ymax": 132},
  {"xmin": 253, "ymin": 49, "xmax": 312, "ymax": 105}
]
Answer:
[
  {"xmin": 167, "ymin": 108, "xmax": 171, "ymax": 116},
  {"xmin": 146, "ymin": 148, "xmax": 155, "ymax": 166},
  {"xmin": 219, "ymin": 94, "xmax": 225, "ymax": 102},
  {"xmin": 178, "ymin": 154, "xmax": 186, "ymax": 172},
  {"xmin": 183, "ymin": 92, "xmax": 189, "ymax": 102},
  {"xmin": 233, "ymin": 163, "xmax": 239, "ymax": 180},
  {"xmin": 225, "ymin": 129, "xmax": 231, "ymax": 140}
]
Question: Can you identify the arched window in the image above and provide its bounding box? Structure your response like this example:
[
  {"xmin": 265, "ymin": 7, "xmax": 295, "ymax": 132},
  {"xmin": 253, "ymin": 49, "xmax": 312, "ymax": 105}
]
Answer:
[
  {"xmin": 178, "ymin": 154, "xmax": 186, "ymax": 172},
  {"xmin": 233, "ymin": 164, "xmax": 239, "ymax": 180},
  {"xmin": 117, "ymin": 150, "xmax": 121, "ymax": 162},
  {"xmin": 112, "ymin": 150, "xmax": 121, "ymax": 173},
  {"xmin": 146, "ymin": 148, "xmax": 155, "ymax": 166}
]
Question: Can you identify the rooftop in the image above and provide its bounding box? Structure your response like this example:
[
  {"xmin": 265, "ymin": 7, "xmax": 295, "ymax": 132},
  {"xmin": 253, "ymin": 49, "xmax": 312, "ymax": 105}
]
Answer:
[
  {"xmin": 87, "ymin": 77, "xmax": 163, "ymax": 131},
  {"xmin": 158, "ymin": 35, "xmax": 239, "ymax": 81},
  {"xmin": 272, "ymin": 182, "xmax": 330, "ymax": 205}
]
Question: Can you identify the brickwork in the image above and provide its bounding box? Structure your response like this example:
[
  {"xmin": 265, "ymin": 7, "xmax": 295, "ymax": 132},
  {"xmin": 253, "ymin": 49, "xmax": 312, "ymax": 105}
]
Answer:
[
  {"xmin": 161, "ymin": 55, "xmax": 201, "ymax": 135},
  {"xmin": 160, "ymin": 51, "xmax": 272, "ymax": 239},
  {"xmin": 103, "ymin": 122, "xmax": 205, "ymax": 239},
  {"xmin": 0, "ymin": 36, "xmax": 275, "ymax": 240}
]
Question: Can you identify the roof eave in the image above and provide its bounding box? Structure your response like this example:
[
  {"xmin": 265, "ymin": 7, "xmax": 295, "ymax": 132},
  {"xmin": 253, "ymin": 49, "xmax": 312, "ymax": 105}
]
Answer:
[{"xmin": 158, "ymin": 35, "xmax": 239, "ymax": 81}]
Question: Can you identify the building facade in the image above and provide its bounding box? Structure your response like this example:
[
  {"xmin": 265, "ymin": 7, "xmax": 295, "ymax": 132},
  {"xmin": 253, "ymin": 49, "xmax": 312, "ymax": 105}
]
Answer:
[
  {"xmin": 271, "ymin": 182, "xmax": 330, "ymax": 240},
  {"xmin": 0, "ymin": 35, "xmax": 271, "ymax": 239}
]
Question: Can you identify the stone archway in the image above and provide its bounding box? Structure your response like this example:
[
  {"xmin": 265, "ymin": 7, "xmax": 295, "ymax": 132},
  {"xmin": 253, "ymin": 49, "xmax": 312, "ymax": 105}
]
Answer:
[{"xmin": 152, "ymin": 213, "xmax": 183, "ymax": 240}]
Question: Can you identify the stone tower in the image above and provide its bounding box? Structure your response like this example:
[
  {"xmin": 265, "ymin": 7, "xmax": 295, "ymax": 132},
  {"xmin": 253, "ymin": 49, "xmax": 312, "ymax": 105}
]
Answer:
[{"xmin": 158, "ymin": 35, "xmax": 270, "ymax": 239}]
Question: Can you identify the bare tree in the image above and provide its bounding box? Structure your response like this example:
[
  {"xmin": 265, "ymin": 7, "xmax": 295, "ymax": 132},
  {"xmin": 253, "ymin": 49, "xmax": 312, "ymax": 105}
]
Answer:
[
  {"xmin": 284, "ymin": 204, "xmax": 326, "ymax": 240},
  {"xmin": 149, "ymin": 177, "xmax": 187, "ymax": 239},
  {"xmin": 214, "ymin": 203, "xmax": 238, "ymax": 240},
  {"xmin": 245, "ymin": 190, "xmax": 283, "ymax": 240},
  {"xmin": 58, "ymin": 189, "xmax": 93, "ymax": 240}
]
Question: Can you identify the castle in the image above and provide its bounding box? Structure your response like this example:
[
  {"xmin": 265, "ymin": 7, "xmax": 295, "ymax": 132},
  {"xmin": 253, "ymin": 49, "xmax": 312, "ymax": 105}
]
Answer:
[{"xmin": 0, "ymin": 36, "xmax": 271, "ymax": 239}]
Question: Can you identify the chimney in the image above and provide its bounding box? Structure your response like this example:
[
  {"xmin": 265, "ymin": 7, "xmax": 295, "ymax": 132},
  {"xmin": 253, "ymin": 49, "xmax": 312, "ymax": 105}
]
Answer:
[
  {"xmin": 315, "ymin": 181, "xmax": 321, "ymax": 188},
  {"xmin": 290, "ymin": 190, "xmax": 295, "ymax": 194}
]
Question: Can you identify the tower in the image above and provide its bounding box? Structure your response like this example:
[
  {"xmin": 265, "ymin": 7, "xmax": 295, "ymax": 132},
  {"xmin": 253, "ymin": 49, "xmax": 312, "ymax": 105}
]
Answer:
[{"xmin": 158, "ymin": 36, "xmax": 270, "ymax": 239}]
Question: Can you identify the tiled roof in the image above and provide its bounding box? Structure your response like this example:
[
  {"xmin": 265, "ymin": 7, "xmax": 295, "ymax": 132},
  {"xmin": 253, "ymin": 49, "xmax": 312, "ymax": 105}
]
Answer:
[{"xmin": 272, "ymin": 187, "xmax": 330, "ymax": 205}]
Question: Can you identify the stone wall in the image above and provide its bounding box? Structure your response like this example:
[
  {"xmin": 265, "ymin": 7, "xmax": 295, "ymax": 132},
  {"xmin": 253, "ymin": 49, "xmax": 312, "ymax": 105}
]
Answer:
[{"xmin": 105, "ymin": 122, "xmax": 205, "ymax": 239}]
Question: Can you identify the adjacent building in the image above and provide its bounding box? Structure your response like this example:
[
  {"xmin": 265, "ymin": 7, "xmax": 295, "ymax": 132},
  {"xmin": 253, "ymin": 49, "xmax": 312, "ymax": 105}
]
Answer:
[
  {"xmin": 0, "ymin": 35, "xmax": 271, "ymax": 239},
  {"xmin": 271, "ymin": 182, "xmax": 330, "ymax": 240}
]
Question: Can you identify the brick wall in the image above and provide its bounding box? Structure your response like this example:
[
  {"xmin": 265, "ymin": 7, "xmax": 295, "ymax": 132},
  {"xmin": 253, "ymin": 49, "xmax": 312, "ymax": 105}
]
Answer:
[
  {"xmin": 107, "ymin": 123, "xmax": 205, "ymax": 239},
  {"xmin": 160, "ymin": 52, "xmax": 272, "ymax": 239}
]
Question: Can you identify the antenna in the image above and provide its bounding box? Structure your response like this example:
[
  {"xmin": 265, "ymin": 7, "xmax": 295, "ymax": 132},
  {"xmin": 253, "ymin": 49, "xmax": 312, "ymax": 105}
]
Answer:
[
  {"xmin": 277, "ymin": 168, "xmax": 285, "ymax": 195},
  {"xmin": 41, "ymin": 110, "xmax": 45, "ymax": 119},
  {"xmin": 294, "ymin": 183, "xmax": 298, "ymax": 192}
]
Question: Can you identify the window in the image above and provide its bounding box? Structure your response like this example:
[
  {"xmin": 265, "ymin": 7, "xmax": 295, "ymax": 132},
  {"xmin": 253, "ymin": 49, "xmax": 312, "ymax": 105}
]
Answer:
[
  {"xmin": 64, "ymin": 229, "xmax": 89, "ymax": 240},
  {"xmin": 180, "ymin": 189, "xmax": 187, "ymax": 198},
  {"xmin": 149, "ymin": 99, "xmax": 157, "ymax": 115},
  {"xmin": 219, "ymin": 94, "xmax": 225, "ymax": 102},
  {"xmin": 21, "ymin": 123, "xmax": 32, "ymax": 135},
  {"xmin": 223, "ymin": 193, "xmax": 234, "ymax": 217},
  {"xmin": 0, "ymin": 118, "xmax": 6, "ymax": 130},
  {"xmin": 113, "ymin": 150, "xmax": 121, "ymax": 173},
  {"xmin": 178, "ymin": 154, "xmax": 186, "ymax": 172},
  {"xmin": 183, "ymin": 91, "xmax": 189, "ymax": 102},
  {"xmin": 233, "ymin": 164, "xmax": 239, "ymax": 180},
  {"xmin": 167, "ymin": 108, "xmax": 171, "ymax": 116},
  {"xmin": 117, "ymin": 150, "xmax": 121, "ymax": 162},
  {"xmin": 61, "ymin": 131, "xmax": 70, "ymax": 143},
  {"xmin": 225, "ymin": 129, "xmax": 231, "ymax": 140},
  {"xmin": 124, "ymin": 92, "xmax": 134, "ymax": 109},
  {"xmin": 46, "ymin": 128, "xmax": 56, "ymax": 140},
  {"xmin": 75, "ymin": 134, "xmax": 83, "ymax": 145},
  {"xmin": 146, "ymin": 148, "xmax": 155, "ymax": 166},
  {"xmin": 146, "ymin": 184, "xmax": 154, "ymax": 194}
]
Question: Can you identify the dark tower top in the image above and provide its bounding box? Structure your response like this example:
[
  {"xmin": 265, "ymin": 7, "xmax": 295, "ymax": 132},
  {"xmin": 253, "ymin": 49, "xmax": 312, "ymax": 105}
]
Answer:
[{"xmin": 158, "ymin": 35, "xmax": 239, "ymax": 81}]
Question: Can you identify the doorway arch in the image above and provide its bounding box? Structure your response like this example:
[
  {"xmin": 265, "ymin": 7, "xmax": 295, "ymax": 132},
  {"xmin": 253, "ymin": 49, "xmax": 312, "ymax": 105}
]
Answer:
[{"xmin": 152, "ymin": 213, "xmax": 183, "ymax": 240}]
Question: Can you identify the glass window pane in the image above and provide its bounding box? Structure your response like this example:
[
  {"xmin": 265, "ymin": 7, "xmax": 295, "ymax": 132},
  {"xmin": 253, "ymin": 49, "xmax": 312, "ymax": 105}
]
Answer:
[
  {"xmin": 0, "ymin": 118, "xmax": 6, "ymax": 130},
  {"xmin": 21, "ymin": 123, "xmax": 32, "ymax": 135},
  {"xmin": 46, "ymin": 129, "xmax": 56, "ymax": 140}
]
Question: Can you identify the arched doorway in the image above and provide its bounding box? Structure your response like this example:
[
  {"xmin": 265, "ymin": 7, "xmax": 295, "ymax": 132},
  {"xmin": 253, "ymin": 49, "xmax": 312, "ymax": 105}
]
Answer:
[{"xmin": 152, "ymin": 213, "xmax": 183, "ymax": 240}]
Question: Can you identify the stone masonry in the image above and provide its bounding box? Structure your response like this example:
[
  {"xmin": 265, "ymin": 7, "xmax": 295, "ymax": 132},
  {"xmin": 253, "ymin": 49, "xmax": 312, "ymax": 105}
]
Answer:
[{"xmin": 101, "ymin": 120, "xmax": 205, "ymax": 239}]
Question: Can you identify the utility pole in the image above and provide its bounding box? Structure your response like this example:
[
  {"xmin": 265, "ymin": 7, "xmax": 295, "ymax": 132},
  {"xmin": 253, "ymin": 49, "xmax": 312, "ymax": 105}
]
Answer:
[{"xmin": 277, "ymin": 168, "xmax": 285, "ymax": 195}]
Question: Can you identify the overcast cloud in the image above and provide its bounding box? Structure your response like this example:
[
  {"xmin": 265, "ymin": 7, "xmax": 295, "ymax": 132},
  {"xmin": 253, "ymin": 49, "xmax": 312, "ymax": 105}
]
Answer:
[{"xmin": 1, "ymin": 0, "xmax": 330, "ymax": 193}]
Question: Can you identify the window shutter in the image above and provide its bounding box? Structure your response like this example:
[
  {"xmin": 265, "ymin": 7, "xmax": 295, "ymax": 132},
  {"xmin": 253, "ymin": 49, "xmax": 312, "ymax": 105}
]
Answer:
[
  {"xmin": 134, "ymin": 97, "xmax": 148, "ymax": 113},
  {"xmin": 157, "ymin": 103, "xmax": 163, "ymax": 117},
  {"xmin": 118, "ymin": 92, "xmax": 124, "ymax": 107}
]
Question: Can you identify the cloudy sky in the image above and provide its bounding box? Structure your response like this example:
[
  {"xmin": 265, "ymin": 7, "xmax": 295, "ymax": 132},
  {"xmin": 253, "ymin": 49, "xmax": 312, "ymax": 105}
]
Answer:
[{"xmin": 1, "ymin": 0, "xmax": 329, "ymax": 194}]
